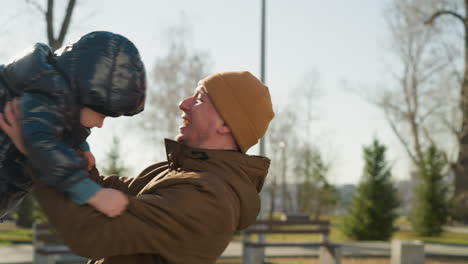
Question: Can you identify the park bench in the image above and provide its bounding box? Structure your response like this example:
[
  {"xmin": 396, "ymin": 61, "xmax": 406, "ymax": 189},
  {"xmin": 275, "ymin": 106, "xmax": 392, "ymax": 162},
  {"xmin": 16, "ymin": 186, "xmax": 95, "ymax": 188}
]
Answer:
[
  {"xmin": 33, "ymin": 222, "xmax": 87, "ymax": 264},
  {"xmin": 242, "ymin": 218, "xmax": 341, "ymax": 264},
  {"xmin": 280, "ymin": 213, "xmax": 310, "ymax": 221}
]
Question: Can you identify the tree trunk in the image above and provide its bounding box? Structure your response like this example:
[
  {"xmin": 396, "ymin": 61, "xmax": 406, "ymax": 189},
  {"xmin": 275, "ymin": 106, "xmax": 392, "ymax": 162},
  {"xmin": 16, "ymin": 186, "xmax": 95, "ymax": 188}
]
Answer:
[
  {"xmin": 454, "ymin": 13, "xmax": 468, "ymax": 200},
  {"xmin": 44, "ymin": 0, "xmax": 76, "ymax": 50},
  {"xmin": 269, "ymin": 179, "xmax": 277, "ymax": 220},
  {"xmin": 281, "ymin": 145, "xmax": 289, "ymax": 213},
  {"xmin": 424, "ymin": 1, "xmax": 468, "ymax": 219}
]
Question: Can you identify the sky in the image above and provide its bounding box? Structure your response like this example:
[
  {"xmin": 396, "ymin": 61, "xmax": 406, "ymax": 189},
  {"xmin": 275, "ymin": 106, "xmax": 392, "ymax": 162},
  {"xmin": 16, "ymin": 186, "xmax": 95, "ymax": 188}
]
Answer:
[{"xmin": 0, "ymin": 0, "xmax": 410, "ymax": 184}]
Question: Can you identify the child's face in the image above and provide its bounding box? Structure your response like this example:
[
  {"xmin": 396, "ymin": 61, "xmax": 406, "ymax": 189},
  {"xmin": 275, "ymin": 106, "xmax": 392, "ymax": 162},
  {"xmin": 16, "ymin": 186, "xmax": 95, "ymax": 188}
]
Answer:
[{"xmin": 80, "ymin": 107, "xmax": 106, "ymax": 128}]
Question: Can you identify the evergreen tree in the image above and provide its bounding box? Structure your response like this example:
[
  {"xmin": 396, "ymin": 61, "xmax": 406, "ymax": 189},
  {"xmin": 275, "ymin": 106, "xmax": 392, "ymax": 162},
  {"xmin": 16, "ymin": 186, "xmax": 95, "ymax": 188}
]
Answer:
[
  {"xmin": 102, "ymin": 136, "xmax": 129, "ymax": 176},
  {"xmin": 15, "ymin": 193, "xmax": 34, "ymax": 228},
  {"xmin": 411, "ymin": 144, "xmax": 449, "ymax": 236},
  {"xmin": 342, "ymin": 139, "xmax": 399, "ymax": 240}
]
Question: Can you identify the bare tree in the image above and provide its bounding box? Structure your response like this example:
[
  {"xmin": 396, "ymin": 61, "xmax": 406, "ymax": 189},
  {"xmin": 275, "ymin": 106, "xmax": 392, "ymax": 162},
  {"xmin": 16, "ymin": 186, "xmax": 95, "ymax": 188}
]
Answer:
[
  {"xmin": 424, "ymin": 0, "xmax": 468, "ymax": 205},
  {"xmin": 284, "ymin": 70, "xmax": 337, "ymax": 217},
  {"xmin": 263, "ymin": 70, "xmax": 325, "ymax": 217},
  {"xmin": 378, "ymin": 0, "xmax": 453, "ymax": 166},
  {"xmin": 290, "ymin": 70, "xmax": 321, "ymax": 139},
  {"xmin": 26, "ymin": 0, "xmax": 77, "ymax": 49},
  {"xmin": 135, "ymin": 20, "xmax": 212, "ymax": 158},
  {"xmin": 266, "ymin": 108, "xmax": 297, "ymax": 216},
  {"xmin": 266, "ymin": 166, "xmax": 278, "ymax": 220},
  {"xmin": 292, "ymin": 70, "xmax": 335, "ymax": 217}
]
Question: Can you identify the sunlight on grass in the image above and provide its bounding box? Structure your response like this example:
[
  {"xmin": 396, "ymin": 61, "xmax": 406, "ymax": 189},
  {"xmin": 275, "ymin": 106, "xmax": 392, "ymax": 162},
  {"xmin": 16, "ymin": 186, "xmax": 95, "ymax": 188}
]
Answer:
[
  {"xmin": 235, "ymin": 215, "xmax": 468, "ymax": 245},
  {"xmin": 393, "ymin": 230, "xmax": 468, "ymax": 245},
  {"xmin": 0, "ymin": 222, "xmax": 32, "ymax": 246},
  {"xmin": 0, "ymin": 228, "xmax": 32, "ymax": 245},
  {"xmin": 217, "ymin": 257, "xmax": 468, "ymax": 264}
]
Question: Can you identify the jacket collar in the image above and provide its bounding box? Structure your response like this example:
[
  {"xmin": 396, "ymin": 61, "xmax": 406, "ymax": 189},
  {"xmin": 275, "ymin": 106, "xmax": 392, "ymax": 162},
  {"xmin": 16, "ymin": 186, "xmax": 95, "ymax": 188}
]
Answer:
[
  {"xmin": 163, "ymin": 139, "xmax": 270, "ymax": 192},
  {"xmin": 164, "ymin": 139, "xmax": 271, "ymax": 230}
]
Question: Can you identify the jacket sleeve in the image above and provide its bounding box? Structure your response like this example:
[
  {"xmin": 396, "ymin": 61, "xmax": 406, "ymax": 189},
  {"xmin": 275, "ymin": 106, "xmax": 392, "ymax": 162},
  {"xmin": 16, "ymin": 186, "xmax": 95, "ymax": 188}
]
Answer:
[
  {"xmin": 66, "ymin": 178, "xmax": 101, "ymax": 205},
  {"xmin": 86, "ymin": 163, "xmax": 169, "ymax": 196},
  {"xmin": 79, "ymin": 141, "xmax": 90, "ymax": 152},
  {"xmin": 20, "ymin": 92, "xmax": 100, "ymax": 203},
  {"xmin": 32, "ymin": 177, "xmax": 231, "ymax": 262}
]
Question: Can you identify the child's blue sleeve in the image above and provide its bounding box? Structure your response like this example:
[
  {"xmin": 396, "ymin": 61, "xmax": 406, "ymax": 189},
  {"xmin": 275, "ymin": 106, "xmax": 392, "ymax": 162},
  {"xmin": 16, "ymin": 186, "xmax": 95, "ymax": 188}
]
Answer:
[
  {"xmin": 66, "ymin": 178, "xmax": 102, "ymax": 205},
  {"xmin": 80, "ymin": 141, "xmax": 90, "ymax": 152},
  {"xmin": 20, "ymin": 92, "xmax": 95, "ymax": 204}
]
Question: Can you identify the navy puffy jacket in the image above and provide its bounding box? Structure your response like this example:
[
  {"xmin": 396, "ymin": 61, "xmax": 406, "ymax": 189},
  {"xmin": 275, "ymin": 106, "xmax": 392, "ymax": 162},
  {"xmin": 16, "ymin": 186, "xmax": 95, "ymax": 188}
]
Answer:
[{"xmin": 0, "ymin": 31, "xmax": 146, "ymax": 215}]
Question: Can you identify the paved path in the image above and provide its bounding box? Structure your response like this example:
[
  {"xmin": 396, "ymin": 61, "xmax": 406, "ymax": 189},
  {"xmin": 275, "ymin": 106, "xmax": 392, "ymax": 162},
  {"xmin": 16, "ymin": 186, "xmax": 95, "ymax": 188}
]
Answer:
[
  {"xmin": 0, "ymin": 244, "xmax": 31, "ymax": 264},
  {"xmin": 2, "ymin": 241, "xmax": 468, "ymax": 263}
]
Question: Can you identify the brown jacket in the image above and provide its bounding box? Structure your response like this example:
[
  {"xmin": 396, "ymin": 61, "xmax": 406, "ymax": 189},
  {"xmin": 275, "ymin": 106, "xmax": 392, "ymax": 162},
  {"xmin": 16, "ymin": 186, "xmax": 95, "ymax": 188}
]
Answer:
[{"xmin": 33, "ymin": 139, "xmax": 270, "ymax": 264}]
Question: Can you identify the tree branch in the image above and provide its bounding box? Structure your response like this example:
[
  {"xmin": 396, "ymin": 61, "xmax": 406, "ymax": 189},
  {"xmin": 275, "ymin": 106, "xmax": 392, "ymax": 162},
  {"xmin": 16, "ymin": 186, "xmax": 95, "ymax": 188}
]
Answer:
[
  {"xmin": 422, "ymin": 125, "xmax": 436, "ymax": 148},
  {"xmin": 384, "ymin": 110, "xmax": 418, "ymax": 164},
  {"xmin": 419, "ymin": 103, "xmax": 443, "ymax": 124},
  {"xmin": 57, "ymin": 0, "xmax": 76, "ymax": 48},
  {"xmin": 46, "ymin": 0, "xmax": 55, "ymax": 48},
  {"xmin": 425, "ymin": 10, "xmax": 465, "ymax": 26},
  {"xmin": 422, "ymin": 124, "xmax": 451, "ymax": 165},
  {"xmin": 440, "ymin": 114, "xmax": 461, "ymax": 139},
  {"xmin": 379, "ymin": 93, "xmax": 407, "ymax": 119},
  {"xmin": 419, "ymin": 59, "xmax": 450, "ymax": 84},
  {"xmin": 441, "ymin": 41, "xmax": 463, "ymax": 86},
  {"xmin": 25, "ymin": 0, "xmax": 46, "ymax": 13}
]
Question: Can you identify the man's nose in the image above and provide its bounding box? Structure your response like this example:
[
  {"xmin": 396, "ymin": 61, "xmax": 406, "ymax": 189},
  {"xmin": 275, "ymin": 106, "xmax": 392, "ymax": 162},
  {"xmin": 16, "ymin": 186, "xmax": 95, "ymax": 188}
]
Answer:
[{"xmin": 179, "ymin": 97, "xmax": 192, "ymax": 112}]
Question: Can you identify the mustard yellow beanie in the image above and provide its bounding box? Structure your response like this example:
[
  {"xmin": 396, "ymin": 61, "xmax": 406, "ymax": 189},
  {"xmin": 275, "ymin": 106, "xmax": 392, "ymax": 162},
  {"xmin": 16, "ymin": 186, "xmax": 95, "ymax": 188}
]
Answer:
[{"xmin": 199, "ymin": 71, "xmax": 275, "ymax": 153}]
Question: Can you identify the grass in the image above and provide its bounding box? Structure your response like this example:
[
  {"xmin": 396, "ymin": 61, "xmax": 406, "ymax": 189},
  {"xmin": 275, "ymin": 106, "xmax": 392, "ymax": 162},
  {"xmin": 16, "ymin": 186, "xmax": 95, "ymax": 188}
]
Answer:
[
  {"xmin": 1, "ymin": 219, "xmax": 468, "ymax": 264},
  {"xmin": 0, "ymin": 222, "xmax": 32, "ymax": 245},
  {"xmin": 235, "ymin": 215, "xmax": 468, "ymax": 245},
  {"xmin": 393, "ymin": 230, "xmax": 468, "ymax": 245},
  {"xmin": 326, "ymin": 215, "xmax": 468, "ymax": 245},
  {"xmin": 217, "ymin": 257, "xmax": 468, "ymax": 264},
  {"xmin": 1, "ymin": 215, "xmax": 468, "ymax": 247},
  {"xmin": 236, "ymin": 231, "xmax": 468, "ymax": 245}
]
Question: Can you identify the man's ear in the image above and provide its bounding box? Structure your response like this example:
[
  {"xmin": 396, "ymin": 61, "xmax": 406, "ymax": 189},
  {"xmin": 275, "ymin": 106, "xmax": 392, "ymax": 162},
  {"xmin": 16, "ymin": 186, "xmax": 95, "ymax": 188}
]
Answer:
[{"xmin": 217, "ymin": 124, "xmax": 231, "ymax": 135}]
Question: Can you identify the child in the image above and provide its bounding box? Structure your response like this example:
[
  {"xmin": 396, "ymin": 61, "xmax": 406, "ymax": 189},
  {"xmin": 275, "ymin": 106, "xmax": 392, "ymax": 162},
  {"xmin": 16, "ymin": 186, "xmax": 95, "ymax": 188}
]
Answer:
[{"xmin": 0, "ymin": 31, "xmax": 146, "ymax": 219}]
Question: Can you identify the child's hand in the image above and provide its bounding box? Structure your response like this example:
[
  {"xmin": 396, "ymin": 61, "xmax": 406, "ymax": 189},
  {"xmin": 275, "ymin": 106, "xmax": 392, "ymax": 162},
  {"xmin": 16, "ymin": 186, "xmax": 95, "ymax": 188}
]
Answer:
[
  {"xmin": 83, "ymin": 150, "xmax": 95, "ymax": 171},
  {"xmin": 87, "ymin": 188, "xmax": 129, "ymax": 217},
  {"xmin": 0, "ymin": 99, "xmax": 27, "ymax": 155}
]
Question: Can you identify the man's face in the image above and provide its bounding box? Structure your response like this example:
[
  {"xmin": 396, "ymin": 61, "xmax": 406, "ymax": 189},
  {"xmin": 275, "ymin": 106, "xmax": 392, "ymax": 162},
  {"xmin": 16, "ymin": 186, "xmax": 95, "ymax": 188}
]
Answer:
[{"xmin": 176, "ymin": 86, "xmax": 225, "ymax": 149}]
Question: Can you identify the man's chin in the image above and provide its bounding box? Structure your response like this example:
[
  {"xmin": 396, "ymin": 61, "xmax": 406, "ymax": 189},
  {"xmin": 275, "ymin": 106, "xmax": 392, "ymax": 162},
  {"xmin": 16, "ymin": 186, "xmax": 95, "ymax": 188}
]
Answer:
[{"xmin": 175, "ymin": 134, "xmax": 185, "ymax": 143}]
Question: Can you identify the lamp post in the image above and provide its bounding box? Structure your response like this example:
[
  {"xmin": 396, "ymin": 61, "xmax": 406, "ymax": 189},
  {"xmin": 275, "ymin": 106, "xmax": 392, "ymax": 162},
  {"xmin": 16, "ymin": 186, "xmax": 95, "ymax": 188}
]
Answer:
[
  {"xmin": 258, "ymin": 0, "xmax": 268, "ymax": 249},
  {"xmin": 243, "ymin": 3, "xmax": 268, "ymax": 262},
  {"xmin": 259, "ymin": 0, "xmax": 266, "ymax": 157}
]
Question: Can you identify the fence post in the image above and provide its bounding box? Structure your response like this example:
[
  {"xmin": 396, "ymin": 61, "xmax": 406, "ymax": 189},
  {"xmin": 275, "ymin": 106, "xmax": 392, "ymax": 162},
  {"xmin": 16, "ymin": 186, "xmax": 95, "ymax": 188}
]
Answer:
[
  {"xmin": 391, "ymin": 240, "xmax": 425, "ymax": 264},
  {"xmin": 319, "ymin": 245, "xmax": 341, "ymax": 264},
  {"xmin": 242, "ymin": 231, "xmax": 265, "ymax": 264}
]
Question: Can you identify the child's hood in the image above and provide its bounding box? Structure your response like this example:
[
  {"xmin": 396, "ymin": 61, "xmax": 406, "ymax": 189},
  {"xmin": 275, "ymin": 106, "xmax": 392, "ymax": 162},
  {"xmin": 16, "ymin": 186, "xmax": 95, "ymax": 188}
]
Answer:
[{"xmin": 54, "ymin": 31, "xmax": 147, "ymax": 117}]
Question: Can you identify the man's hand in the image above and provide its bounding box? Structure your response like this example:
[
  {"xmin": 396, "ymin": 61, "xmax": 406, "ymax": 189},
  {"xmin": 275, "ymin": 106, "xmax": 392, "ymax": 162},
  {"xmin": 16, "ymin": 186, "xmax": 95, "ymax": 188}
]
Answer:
[
  {"xmin": 82, "ymin": 150, "xmax": 96, "ymax": 171},
  {"xmin": 0, "ymin": 99, "xmax": 27, "ymax": 155},
  {"xmin": 87, "ymin": 188, "xmax": 129, "ymax": 217}
]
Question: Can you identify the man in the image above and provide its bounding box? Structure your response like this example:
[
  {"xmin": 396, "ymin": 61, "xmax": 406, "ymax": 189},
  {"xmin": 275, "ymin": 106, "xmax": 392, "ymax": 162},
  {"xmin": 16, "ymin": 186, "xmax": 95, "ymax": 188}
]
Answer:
[{"xmin": 1, "ymin": 71, "xmax": 274, "ymax": 263}]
